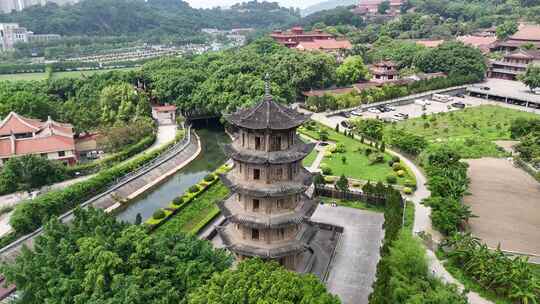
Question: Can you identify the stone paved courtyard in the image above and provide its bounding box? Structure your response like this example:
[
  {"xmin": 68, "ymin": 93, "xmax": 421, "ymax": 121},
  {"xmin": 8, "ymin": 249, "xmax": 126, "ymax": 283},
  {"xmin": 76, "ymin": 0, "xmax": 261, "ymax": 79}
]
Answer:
[{"xmin": 310, "ymin": 205, "xmax": 384, "ymax": 304}]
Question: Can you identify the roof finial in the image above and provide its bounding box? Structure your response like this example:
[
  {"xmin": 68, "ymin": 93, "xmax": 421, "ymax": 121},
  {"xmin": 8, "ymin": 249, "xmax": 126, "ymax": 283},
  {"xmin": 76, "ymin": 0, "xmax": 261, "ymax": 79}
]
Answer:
[{"xmin": 264, "ymin": 73, "xmax": 271, "ymax": 99}]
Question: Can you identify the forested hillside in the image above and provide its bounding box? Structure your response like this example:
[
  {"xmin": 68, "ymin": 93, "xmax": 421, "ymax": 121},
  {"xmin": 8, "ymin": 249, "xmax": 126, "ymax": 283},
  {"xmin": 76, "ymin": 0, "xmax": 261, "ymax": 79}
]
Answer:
[{"xmin": 0, "ymin": 0, "xmax": 300, "ymax": 37}]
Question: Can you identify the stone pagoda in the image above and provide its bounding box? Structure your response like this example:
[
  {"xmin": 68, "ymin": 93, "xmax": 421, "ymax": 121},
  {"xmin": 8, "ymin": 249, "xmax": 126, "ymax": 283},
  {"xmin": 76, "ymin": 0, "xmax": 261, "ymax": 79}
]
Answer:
[{"xmin": 217, "ymin": 79, "xmax": 318, "ymax": 270}]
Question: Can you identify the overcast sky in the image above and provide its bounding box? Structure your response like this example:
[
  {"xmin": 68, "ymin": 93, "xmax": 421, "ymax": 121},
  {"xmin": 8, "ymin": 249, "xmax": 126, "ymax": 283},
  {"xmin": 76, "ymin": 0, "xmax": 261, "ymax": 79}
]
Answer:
[{"xmin": 184, "ymin": 0, "xmax": 323, "ymax": 9}]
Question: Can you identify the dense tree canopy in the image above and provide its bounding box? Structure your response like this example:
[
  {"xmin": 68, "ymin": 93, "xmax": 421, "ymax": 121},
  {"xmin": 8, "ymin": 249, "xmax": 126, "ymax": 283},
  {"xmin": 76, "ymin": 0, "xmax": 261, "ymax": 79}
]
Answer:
[
  {"xmin": 188, "ymin": 258, "xmax": 340, "ymax": 304},
  {"xmin": 143, "ymin": 38, "xmax": 337, "ymax": 114},
  {"xmin": 0, "ymin": 155, "xmax": 68, "ymax": 194},
  {"xmin": 414, "ymin": 41, "xmax": 487, "ymax": 80},
  {"xmin": 0, "ymin": 0, "xmax": 299, "ymax": 38},
  {"xmin": 336, "ymin": 55, "xmax": 370, "ymax": 85},
  {"xmin": 2, "ymin": 208, "xmax": 232, "ymax": 304},
  {"xmin": 519, "ymin": 64, "xmax": 540, "ymax": 92}
]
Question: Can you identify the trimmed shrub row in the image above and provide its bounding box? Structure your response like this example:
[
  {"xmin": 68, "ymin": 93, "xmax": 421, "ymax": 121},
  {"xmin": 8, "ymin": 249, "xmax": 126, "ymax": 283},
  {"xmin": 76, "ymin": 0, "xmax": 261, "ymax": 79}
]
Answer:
[
  {"xmin": 145, "ymin": 166, "xmax": 230, "ymax": 229},
  {"xmin": 7, "ymin": 129, "xmax": 186, "ymax": 237}
]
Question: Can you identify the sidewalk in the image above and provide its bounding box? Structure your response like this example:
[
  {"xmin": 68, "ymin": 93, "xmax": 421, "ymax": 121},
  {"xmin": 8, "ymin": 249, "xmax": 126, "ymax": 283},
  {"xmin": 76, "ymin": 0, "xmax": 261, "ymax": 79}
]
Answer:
[{"xmin": 309, "ymin": 113, "xmax": 494, "ymax": 304}]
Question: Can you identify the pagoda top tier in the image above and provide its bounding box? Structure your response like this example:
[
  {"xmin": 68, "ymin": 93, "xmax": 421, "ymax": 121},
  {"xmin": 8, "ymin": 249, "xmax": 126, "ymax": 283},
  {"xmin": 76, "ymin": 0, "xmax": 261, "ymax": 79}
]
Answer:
[{"xmin": 224, "ymin": 78, "xmax": 310, "ymax": 130}]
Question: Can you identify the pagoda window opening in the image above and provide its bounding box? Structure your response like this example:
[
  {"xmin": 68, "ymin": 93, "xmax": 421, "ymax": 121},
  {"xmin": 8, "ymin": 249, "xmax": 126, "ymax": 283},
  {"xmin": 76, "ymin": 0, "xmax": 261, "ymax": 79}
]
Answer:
[
  {"xmin": 253, "ymin": 199, "xmax": 260, "ymax": 211},
  {"xmin": 252, "ymin": 228, "xmax": 260, "ymax": 240},
  {"xmin": 253, "ymin": 169, "xmax": 261, "ymax": 180},
  {"xmin": 276, "ymin": 168, "xmax": 283, "ymax": 180},
  {"xmin": 272, "ymin": 136, "xmax": 282, "ymax": 151},
  {"xmin": 277, "ymin": 198, "xmax": 285, "ymax": 209},
  {"xmin": 242, "ymin": 133, "xmax": 245, "ymax": 147},
  {"xmin": 278, "ymin": 228, "xmax": 286, "ymax": 240},
  {"xmin": 238, "ymin": 193, "xmax": 242, "ymax": 202},
  {"xmin": 255, "ymin": 136, "xmax": 262, "ymax": 150}
]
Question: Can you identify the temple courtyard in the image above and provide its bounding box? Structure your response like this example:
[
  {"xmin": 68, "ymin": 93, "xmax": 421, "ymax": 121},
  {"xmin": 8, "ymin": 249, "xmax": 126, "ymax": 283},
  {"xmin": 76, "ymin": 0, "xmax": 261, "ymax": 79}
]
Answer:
[{"xmin": 464, "ymin": 158, "xmax": 540, "ymax": 256}]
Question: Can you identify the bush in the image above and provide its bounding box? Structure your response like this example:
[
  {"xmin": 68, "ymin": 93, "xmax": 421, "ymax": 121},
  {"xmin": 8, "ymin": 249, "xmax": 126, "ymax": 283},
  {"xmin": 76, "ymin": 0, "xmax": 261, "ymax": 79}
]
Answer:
[
  {"xmin": 386, "ymin": 175, "xmax": 397, "ymax": 184},
  {"xmin": 153, "ymin": 209, "xmax": 166, "ymax": 220},
  {"xmin": 189, "ymin": 185, "xmax": 201, "ymax": 193},
  {"xmin": 172, "ymin": 197, "xmax": 183, "ymax": 206},
  {"xmin": 396, "ymin": 170, "xmax": 405, "ymax": 177},
  {"xmin": 369, "ymin": 153, "xmax": 385, "ymax": 165},
  {"xmin": 334, "ymin": 143, "xmax": 346, "ymax": 153},
  {"xmin": 204, "ymin": 174, "xmax": 216, "ymax": 182},
  {"xmin": 321, "ymin": 165, "xmax": 333, "ymax": 175},
  {"xmin": 403, "ymin": 187, "xmax": 413, "ymax": 194},
  {"xmin": 365, "ymin": 148, "xmax": 373, "ymax": 156},
  {"xmin": 392, "ymin": 155, "xmax": 400, "ymax": 162},
  {"xmin": 324, "ymin": 176, "xmax": 334, "ymax": 184},
  {"xmin": 392, "ymin": 162, "xmax": 403, "ymax": 171},
  {"xmin": 388, "ymin": 160, "xmax": 395, "ymax": 167},
  {"xmin": 404, "ymin": 180, "xmax": 417, "ymax": 189}
]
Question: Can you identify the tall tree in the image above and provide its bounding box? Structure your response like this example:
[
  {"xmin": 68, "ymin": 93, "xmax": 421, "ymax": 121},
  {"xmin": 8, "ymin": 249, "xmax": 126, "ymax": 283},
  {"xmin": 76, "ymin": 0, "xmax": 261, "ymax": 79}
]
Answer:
[
  {"xmin": 1, "ymin": 208, "xmax": 232, "ymax": 304},
  {"xmin": 188, "ymin": 258, "xmax": 340, "ymax": 304},
  {"xmin": 518, "ymin": 64, "xmax": 540, "ymax": 92},
  {"xmin": 336, "ymin": 55, "xmax": 371, "ymax": 86}
]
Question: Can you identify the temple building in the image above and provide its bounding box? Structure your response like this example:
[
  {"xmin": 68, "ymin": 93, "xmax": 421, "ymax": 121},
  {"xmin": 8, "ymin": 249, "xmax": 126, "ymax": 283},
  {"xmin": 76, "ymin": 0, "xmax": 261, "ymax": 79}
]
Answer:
[
  {"xmin": 371, "ymin": 60, "xmax": 399, "ymax": 83},
  {"xmin": 217, "ymin": 80, "xmax": 318, "ymax": 270},
  {"xmin": 492, "ymin": 24, "xmax": 540, "ymax": 52},
  {"xmin": 354, "ymin": 0, "xmax": 403, "ymax": 15},
  {"xmin": 488, "ymin": 49, "xmax": 540, "ymax": 80},
  {"xmin": 270, "ymin": 27, "xmax": 333, "ymax": 48},
  {"xmin": 0, "ymin": 112, "xmax": 77, "ymax": 166}
]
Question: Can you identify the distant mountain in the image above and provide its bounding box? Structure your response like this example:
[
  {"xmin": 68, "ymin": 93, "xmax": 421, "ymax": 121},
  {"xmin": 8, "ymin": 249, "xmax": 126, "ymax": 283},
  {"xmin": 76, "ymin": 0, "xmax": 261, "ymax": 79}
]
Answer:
[{"xmin": 301, "ymin": 0, "xmax": 357, "ymax": 16}]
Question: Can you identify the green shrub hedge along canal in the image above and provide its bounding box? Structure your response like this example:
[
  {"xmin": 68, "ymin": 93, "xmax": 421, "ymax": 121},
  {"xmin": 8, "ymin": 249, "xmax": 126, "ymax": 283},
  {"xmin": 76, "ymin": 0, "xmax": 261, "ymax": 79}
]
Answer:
[
  {"xmin": 148, "ymin": 164, "xmax": 231, "ymax": 236},
  {"xmin": 298, "ymin": 122, "xmax": 416, "ymax": 188}
]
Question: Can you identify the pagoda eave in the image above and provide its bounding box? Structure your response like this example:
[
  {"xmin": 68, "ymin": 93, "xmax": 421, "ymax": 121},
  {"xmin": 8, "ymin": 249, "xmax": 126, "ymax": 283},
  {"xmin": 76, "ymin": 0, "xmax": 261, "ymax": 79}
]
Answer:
[
  {"xmin": 218, "ymin": 196, "xmax": 317, "ymax": 229},
  {"xmin": 224, "ymin": 142, "xmax": 316, "ymax": 165},
  {"xmin": 217, "ymin": 224, "xmax": 317, "ymax": 259}
]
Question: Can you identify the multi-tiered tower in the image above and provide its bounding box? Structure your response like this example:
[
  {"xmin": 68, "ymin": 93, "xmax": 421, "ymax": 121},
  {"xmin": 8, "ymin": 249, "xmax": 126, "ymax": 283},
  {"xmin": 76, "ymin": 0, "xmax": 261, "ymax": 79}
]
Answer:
[{"xmin": 218, "ymin": 82, "xmax": 317, "ymax": 270}]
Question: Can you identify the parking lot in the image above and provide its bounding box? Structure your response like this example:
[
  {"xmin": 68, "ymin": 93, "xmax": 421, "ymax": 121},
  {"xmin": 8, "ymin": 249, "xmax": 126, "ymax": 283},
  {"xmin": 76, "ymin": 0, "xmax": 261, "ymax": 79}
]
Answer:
[{"xmin": 324, "ymin": 94, "xmax": 539, "ymax": 128}]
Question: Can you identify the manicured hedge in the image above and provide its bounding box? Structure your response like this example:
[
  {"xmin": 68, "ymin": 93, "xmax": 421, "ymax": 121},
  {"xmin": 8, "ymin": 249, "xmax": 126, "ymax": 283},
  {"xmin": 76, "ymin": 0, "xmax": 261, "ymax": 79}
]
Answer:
[
  {"xmin": 144, "ymin": 164, "xmax": 231, "ymax": 230},
  {"xmin": 7, "ymin": 130, "xmax": 186, "ymax": 236}
]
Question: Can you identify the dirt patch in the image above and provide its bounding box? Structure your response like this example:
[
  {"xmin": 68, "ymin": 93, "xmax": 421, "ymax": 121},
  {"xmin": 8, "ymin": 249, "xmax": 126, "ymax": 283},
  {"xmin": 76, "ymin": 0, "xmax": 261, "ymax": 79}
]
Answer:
[
  {"xmin": 464, "ymin": 158, "xmax": 540, "ymax": 255},
  {"xmin": 494, "ymin": 140, "xmax": 519, "ymax": 154}
]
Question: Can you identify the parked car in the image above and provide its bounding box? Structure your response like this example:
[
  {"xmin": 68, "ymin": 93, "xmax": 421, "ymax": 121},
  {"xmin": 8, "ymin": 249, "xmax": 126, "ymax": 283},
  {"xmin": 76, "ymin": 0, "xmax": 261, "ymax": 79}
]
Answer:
[
  {"xmin": 414, "ymin": 99, "xmax": 431, "ymax": 106},
  {"xmin": 386, "ymin": 105, "xmax": 396, "ymax": 111},
  {"xmin": 368, "ymin": 107, "xmax": 381, "ymax": 113},
  {"xmin": 341, "ymin": 112, "xmax": 352, "ymax": 118},
  {"xmin": 351, "ymin": 110, "xmax": 363, "ymax": 116},
  {"xmin": 392, "ymin": 114, "xmax": 405, "ymax": 121},
  {"xmin": 340, "ymin": 120, "xmax": 351, "ymax": 129},
  {"xmin": 451, "ymin": 102, "xmax": 466, "ymax": 109},
  {"xmin": 432, "ymin": 94, "xmax": 452, "ymax": 103},
  {"xmin": 395, "ymin": 113, "xmax": 409, "ymax": 119}
]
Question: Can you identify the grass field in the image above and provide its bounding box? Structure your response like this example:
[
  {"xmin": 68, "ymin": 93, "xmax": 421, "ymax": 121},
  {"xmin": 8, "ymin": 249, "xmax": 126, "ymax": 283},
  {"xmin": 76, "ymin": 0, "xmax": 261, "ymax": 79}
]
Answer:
[
  {"xmin": 385, "ymin": 105, "xmax": 539, "ymax": 158},
  {"xmin": 0, "ymin": 67, "xmax": 139, "ymax": 81},
  {"xmin": 154, "ymin": 181, "xmax": 229, "ymax": 237},
  {"xmin": 299, "ymin": 122, "xmax": 415, "ymax": 186},
  {"xmin": 303, "ymin": 149, "xmax": 318, "ymax": 167}
]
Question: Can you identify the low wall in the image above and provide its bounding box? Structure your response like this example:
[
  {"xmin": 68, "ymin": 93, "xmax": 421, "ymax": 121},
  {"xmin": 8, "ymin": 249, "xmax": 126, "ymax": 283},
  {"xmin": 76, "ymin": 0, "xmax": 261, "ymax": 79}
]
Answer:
[{"xmin": 317, "ymin": 186, "xmax": 387, "ymax": 206}]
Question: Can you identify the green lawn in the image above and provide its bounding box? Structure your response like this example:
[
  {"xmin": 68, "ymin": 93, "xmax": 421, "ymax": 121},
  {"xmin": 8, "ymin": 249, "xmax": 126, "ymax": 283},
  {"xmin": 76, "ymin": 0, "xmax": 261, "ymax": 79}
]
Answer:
[
  {"xmin": 299, "ymin": 123, "xmax": 415, "ymax": 186},
  {"xmin": 0, "ymin": 67, "xmax": 139, "ymax": 81},
  {"xmin": 320, "ymin": 196, "xmax": 385, "ymax": 213},
  {"xmin": 154, "ymin": 181, "xmax": 229, "ymax": 237},
  {"xmin": 384, "ymin": 105, "xmax": 539, "ymax": 158},
  {"xmin": 303, "ymin": 149, "xmax": 318, "ymax": 167}
]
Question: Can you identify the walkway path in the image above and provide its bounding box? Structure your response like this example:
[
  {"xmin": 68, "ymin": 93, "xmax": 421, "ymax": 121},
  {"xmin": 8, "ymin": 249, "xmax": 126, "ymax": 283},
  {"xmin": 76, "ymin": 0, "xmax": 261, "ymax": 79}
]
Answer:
[
  {"xmin": 311, "ymin": 205, "xmax": 384, "ymax": 304},
  {"xmin": 0, "ymin": 125, "xmax": 179, "ymax": 237},
  {"xmin": 309, "ymin": 146, "xmax": 325, "ymax": 172},
  {"xmin": 309, "ymin": 113, "xmax": 494, "ymax": 304},
  {"xmin": 0, "ymin": 128, "xmax": 200, "ymax": 262}
]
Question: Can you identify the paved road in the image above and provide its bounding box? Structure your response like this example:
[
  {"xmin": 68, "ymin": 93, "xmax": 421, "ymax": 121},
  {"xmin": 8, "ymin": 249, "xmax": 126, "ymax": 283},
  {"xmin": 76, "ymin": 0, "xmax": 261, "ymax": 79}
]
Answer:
[
  {"xmin": 309, "ymin": 113, "xmax": 494, "ymax": 304},
  {"xmin": 311, "ymin": 205, "xmax": 384, "ymax": 304},
  {"xmin": 0, "ymin": 129, "xmax": 200, "ymax": 262},
  {"xmin": 0, "ymin": 125, "xmax": 178, "ymax": 237}
]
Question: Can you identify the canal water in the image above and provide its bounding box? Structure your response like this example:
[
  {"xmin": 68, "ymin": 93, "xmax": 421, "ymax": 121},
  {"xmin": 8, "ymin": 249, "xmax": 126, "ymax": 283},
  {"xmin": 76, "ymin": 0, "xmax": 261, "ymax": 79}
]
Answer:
[{"xmin": 116, "ymin": 122, "xmax": 230, "ymax": 223}]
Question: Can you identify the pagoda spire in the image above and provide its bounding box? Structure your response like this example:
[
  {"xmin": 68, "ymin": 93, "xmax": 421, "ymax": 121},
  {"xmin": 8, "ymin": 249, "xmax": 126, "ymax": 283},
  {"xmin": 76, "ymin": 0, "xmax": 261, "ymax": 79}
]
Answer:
[{"xmin": 264, "ymin": 73, "xmax": 271, "ymax": 100}]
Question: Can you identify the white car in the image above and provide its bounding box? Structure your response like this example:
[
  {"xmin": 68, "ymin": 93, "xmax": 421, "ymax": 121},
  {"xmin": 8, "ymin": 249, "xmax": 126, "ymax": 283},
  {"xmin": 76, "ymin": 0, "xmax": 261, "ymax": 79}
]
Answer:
[
  {"xmin": 386, "ymin": 105, "xmax": 396, "ymax": 111},
  {"xmin": 368, "ymin": 107, "xmax": 381, "ymax": 113},
  {"xmin": 351, "ymin": 110, "xmax": 363, "ymax": 116},
  {"xmin": 414, "ymin": 99, "xmax": 431, "ymax": 106}
]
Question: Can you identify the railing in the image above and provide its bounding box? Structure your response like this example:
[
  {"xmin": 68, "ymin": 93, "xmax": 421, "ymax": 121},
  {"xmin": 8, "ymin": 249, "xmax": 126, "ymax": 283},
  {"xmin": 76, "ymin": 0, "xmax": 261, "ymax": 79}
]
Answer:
[{"xmin": 0, "ymin": 125, "xmax": 194, "ymax": 256}]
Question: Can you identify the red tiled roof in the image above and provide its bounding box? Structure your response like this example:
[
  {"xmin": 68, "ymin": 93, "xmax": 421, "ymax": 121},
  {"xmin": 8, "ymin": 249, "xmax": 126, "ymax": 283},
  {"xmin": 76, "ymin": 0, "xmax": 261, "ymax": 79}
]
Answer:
[
  {"xmin": 457, "ymin": 35, "xmax": 497, "ymax": 48},
  {"xmin": 0, "ymin": 135, "xmax": 75, "ymax": 158},
  {"xmin": 0, "ymin": 112, "xmax": 73, "ymax": 137},
  {"xmin": 152, "ymin": 105, "xmax": 177, "ymax": 112},
  {"xmin": 358, "ymin": 0, "xmax": 402, "ymax": 6},
  {"xmin": 415, "ymin": 40, "xmax": 444, "ymax": 48},
  {"xmin": 296, "ymin": 39, "xmax": 352, "ymax": 51},
  {"xmin": 509, "ymin": 24, "xmax": 540, "ymax": 41}
]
